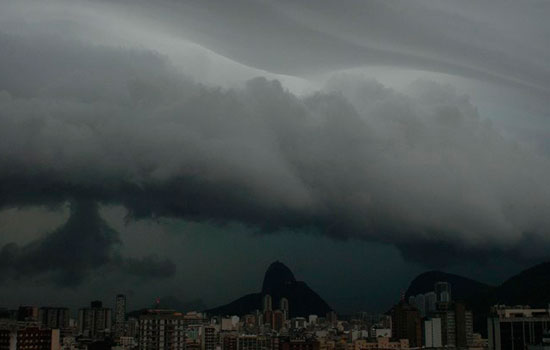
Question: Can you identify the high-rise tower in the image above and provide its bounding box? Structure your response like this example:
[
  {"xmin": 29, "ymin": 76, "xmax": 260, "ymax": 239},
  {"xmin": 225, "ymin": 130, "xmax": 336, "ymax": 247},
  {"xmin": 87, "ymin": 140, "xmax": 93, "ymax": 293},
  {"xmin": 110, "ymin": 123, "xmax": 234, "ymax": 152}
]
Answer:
[
  {"xmin": 114, "ymin": 294, "xmax": 126, "ymax": 339},
  {"xmin": 263, "ymin": 295, "xmax": 272, "ymax": 312},
  {"xmin": 280, "ymin": 297, "xmax": 289, "ymax": 320}
]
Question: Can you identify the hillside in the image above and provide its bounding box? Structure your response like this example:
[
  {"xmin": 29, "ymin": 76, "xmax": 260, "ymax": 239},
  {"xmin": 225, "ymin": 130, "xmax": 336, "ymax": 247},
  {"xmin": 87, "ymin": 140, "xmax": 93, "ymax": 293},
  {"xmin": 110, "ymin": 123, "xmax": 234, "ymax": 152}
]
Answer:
[{"xmin": 404, "ymin": 262, "xmax": 550, "ymax": 336}]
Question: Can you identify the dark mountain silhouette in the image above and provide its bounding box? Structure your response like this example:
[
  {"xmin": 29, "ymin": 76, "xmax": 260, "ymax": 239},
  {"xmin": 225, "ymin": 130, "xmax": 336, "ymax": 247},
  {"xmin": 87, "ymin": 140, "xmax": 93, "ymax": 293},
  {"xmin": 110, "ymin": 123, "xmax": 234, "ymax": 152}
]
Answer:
[
  {"xmin": 206, "ymin": 261, "xmax": 332, "ymax": 317},
  {"xmin": 405, "ymin": 270, "xmax": 494, "ymax": 301},
  {"xmin": 262, "ymin": 261, "xmax": 296, "ymax": 293},
  {"xmin": 404, "ymin": 262, "xmax": 550, "ymax": 336},
  {"xmin": 492, "ymin": 261, "xmax": 550, "ymax": 307},
  {"xmin": 405, "ymin": 270, "xmax": 495, "ymax": 336}
]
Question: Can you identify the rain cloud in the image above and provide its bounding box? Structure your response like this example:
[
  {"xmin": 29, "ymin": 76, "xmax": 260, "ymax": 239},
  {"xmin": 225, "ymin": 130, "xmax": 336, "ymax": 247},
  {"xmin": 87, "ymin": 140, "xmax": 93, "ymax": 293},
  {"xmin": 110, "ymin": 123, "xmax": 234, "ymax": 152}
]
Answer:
[{"xmin": 1, "ymin": 0, "xmax": 550, "ymax": 285}]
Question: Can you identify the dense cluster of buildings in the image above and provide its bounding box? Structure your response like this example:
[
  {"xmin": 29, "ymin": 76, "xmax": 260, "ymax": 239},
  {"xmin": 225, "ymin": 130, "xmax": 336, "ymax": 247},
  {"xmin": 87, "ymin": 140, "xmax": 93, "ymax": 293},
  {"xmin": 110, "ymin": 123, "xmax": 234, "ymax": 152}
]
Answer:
[
  {"xmin": 399, "ymin": 282, "xmax": 475, "ymax": 349},
  {"xmin": 2, "ymin": 286, "xmax": 550, "ymax": 350}
]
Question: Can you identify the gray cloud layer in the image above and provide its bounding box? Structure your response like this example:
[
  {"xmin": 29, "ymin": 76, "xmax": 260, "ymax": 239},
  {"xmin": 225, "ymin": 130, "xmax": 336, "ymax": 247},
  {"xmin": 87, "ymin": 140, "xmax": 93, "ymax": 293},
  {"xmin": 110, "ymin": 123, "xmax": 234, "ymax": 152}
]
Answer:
[
  {"xmin": 1, "ymin": 1, "xmax": 550, "ymax": 285},
  {"xmin": 2, "ymin": 28, "xmax": 550, "ymax": 275},
  {"xmin": 94, "ymin": 0, "xmax": 550, "ymax": 101}
]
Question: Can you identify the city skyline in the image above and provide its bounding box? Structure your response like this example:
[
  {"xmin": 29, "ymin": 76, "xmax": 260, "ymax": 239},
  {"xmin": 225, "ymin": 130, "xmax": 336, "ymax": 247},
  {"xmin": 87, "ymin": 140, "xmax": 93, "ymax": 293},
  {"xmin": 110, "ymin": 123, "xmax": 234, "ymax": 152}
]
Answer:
[
  {"xmin": 1, "ymin": 0, "xmax": 550, "ymax": 319},
  {"xmin": 0, "ymin": 281, "xmax": 540, "ymax": 350},
  {"xmin": 3, "ymin": 262, "xmax": 550, "ymax": 350}
]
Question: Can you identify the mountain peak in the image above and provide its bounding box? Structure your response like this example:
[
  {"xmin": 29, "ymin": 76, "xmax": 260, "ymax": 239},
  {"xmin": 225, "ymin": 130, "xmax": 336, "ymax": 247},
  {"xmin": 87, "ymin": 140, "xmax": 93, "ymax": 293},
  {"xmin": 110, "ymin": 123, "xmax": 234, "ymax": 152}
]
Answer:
[
  {"xmin": 405, "ymin": 270, "xmax": 491, "ymax": 299},
  {"xmin": 262, "ymin": 261, "xmax": 296, "ymax": 293},
  {"xmin": 206, "ymin": 261, "xmax": 331, "ymax": 317}
]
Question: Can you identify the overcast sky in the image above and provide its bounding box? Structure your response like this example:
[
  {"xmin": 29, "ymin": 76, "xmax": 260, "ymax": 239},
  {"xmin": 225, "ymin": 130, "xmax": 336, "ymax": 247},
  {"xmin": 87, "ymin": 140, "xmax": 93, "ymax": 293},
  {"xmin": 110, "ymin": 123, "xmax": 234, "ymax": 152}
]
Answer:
[{"xmin": 1, "ymin": 0, "xmax": 550, "ymax": 313}]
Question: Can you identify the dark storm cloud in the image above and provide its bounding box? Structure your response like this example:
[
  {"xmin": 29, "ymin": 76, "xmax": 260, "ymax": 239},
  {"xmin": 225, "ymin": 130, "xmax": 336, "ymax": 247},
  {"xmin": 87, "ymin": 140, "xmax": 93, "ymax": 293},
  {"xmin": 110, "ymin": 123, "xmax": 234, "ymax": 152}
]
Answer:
[
  {"xmin": 397, "ymin": 232, "xmax": 550, "ymax": 269},
  {"xmin": 0, "ymin": 200, "xmax": 176, "ymax": 286},
  {"xmin": 1, "ymin": 1, "xmax": 550, "ymax": 284},
  {"xmin": 123, "ymin": 256, "xmax": 176, "ymax": 280}
]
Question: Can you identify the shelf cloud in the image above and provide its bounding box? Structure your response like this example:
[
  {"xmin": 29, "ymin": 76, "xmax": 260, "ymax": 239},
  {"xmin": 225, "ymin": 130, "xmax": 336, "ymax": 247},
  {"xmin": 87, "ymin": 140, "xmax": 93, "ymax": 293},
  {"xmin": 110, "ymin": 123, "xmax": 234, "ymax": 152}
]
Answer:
[{"xmin": 1, "ymin": 0, "xmax": 550, "ymax": 285}]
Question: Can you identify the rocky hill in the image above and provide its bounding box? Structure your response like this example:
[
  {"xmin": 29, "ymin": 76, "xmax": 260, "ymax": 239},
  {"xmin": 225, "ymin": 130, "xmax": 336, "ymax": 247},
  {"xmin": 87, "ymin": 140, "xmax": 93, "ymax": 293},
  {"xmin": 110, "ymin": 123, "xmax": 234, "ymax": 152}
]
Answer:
[{"xmin": 205, "ymin": 261, "xmax": 332, "ymax": 317}]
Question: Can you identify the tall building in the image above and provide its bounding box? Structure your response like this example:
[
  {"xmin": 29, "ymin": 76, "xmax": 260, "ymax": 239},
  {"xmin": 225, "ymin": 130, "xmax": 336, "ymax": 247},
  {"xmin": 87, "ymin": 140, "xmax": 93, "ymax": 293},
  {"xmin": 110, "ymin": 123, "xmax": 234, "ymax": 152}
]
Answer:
[
  {"xmin": 114, "ymin": 295, "xmax": 127, "ymax": 340},
  {"xmin": 126, "ymin": 318, "xmax": 139, "ymax": 338},
  {"xmin": 279, "ymin": 298, "xmax": 289, "ymax": 320},
  {"xmin": 391, "ymin": 301, "xmax": 422, "ymax": 348},
  {"xmin": 262, "ymin": 295, "xmax": 273, "ymax": 327},
  {"xmin": 434, "ymin": 282, "xmax": 451, "ymax": 303},
  {"xmin": 415, "ymin": 294, "xmax": 426, "ymax": 317},
  {"xmin": 409, "ymin": 294, "xmax": 428, "ymax": 317},
  {"xmin": 262, "ymin": 311, "xmax": 273, "ymax": 328},
  {"xmin": 433, "ymin": 302, "xmax": 473, "ymax": 348},
  {"xmin": 424, "ymin": 292, "xmax": 437, "ymax": 314},
  {"xmin": 201, "ymin": 325, "xmax": 218, "ymax": 350},
  {"xmin": 78, "ymin": 301, "xmax": 112, "ymax": 339},
  {"xmin": 326, "ymin": 311, "xmax": 337, "ymax": 326},
  {"xmin": 272, "ymin": 311, "xmax": 284, "ymax": 332},
  {"xmin": 222, "ymin": 334, "xmax": 238, "ymax": 350},
  {"xmin": 454, "ymin": 302, "xmax": 473, "ymax": 348},
  {"xmin": 38, "ymin": 308, "xmax": 70, "ymax": 330},
  {"xmin": 424, "ymin": 318, "xmax": 442, "ymax": 348},
  {"xmin": 488, "ymin": 306, "xmax": 550, "ymax": 350},
  {"xmin": 0, "ymin": 327, "xmax": 60, "ymax": 350},
  {"xmin": 138, "ymin": 310, "xmax": 186, "ymax": 350},
  {"xmin": 263, "ymin": 295, "xmax": 272, "ymax": 312}
]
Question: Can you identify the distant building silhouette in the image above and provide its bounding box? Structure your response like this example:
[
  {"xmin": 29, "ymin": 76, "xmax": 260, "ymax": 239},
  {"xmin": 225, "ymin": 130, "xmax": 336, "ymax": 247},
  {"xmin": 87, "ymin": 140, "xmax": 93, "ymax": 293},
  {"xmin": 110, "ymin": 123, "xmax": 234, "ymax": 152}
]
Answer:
[
  {"xmin": 38, "ymin": 307, "xmax": 71, "ymax": 338},
  {"xmin": 391, "ymin": 300, "xmax": 422, "ymax": 348},
  {"xmin": 39, "ymin": 308, "xmax": 69, "ymax": 330},
  {"xmin": 432, "ymin": 301, "xmax": 473, "ymax": 347},
  {"xmin": 280, "ymin": 297, "xmax": 289, "ymax": 320},
  {"xmin": 114, "ymin": 294, "xmax": 126, "ymax": 340},
  {"xmin": 138, "ymin": 310, "xmax": 186, "ymax": 350},
  {"xmin": 424, "ymin": 317, "xmax": 443, "ymax": 348},
  {"xmin": 78, "ymin": 301, "xmax": 112, "ymax": 340},
  {"xmin": 273, "ymin": 310, "xmax": 285, "ymax": 331},
  {"xmin": 201, "ymin": 325, "xmax": 217, "ymax": 350},
  {"xmin": 435, "ymin": 282, "xmax": 452, "ymax": 303},
  {"xmin": 326, "ymin": 311, "xmax": 337, "ymax": 326},
  {"xmin": 263, "ymin": 295, "xmax": 272, "ymax": 312}
]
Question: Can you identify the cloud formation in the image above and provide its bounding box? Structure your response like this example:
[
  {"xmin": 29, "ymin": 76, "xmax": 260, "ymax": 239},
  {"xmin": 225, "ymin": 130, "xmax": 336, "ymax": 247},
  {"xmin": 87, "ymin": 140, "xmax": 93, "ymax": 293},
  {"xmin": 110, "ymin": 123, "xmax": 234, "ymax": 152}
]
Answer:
[
  {"xmin": 84, "ymin": 0, "xmax": 550, "ymax": 103},
  {"xmin": 0, "ymin": 200, "xmax": 176, "ymax": 286},
  {"xmin": 1, "ymin": 23, "xmax": 550, "ymax": 287}
]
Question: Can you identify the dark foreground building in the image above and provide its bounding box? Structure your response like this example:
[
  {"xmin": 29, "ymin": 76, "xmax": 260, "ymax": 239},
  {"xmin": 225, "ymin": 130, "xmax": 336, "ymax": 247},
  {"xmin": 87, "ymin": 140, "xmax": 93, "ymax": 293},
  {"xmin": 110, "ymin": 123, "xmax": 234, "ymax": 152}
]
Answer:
[
  {"xmin": 0, "ymin": 327, "xmax": 60, "ymax": 350},
  {"xmin": 391, "ymin": 300, "xmax": 422, "ymax": 348},
  {"xmin": 488, "ymin": 306, "xmax": 550, "ymax": 350}
]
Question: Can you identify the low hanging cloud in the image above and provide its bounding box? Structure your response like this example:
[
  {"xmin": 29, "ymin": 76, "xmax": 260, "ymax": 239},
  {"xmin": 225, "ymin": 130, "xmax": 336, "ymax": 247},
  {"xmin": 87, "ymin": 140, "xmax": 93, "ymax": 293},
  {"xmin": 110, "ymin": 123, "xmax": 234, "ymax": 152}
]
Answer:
[
  {"xmin": 1, "ymin": 29, "xmax": 550, "ymax": 285},
  {"xmin": 0, "ymin": 200, "xmax": 176, "ymax": 286}
]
